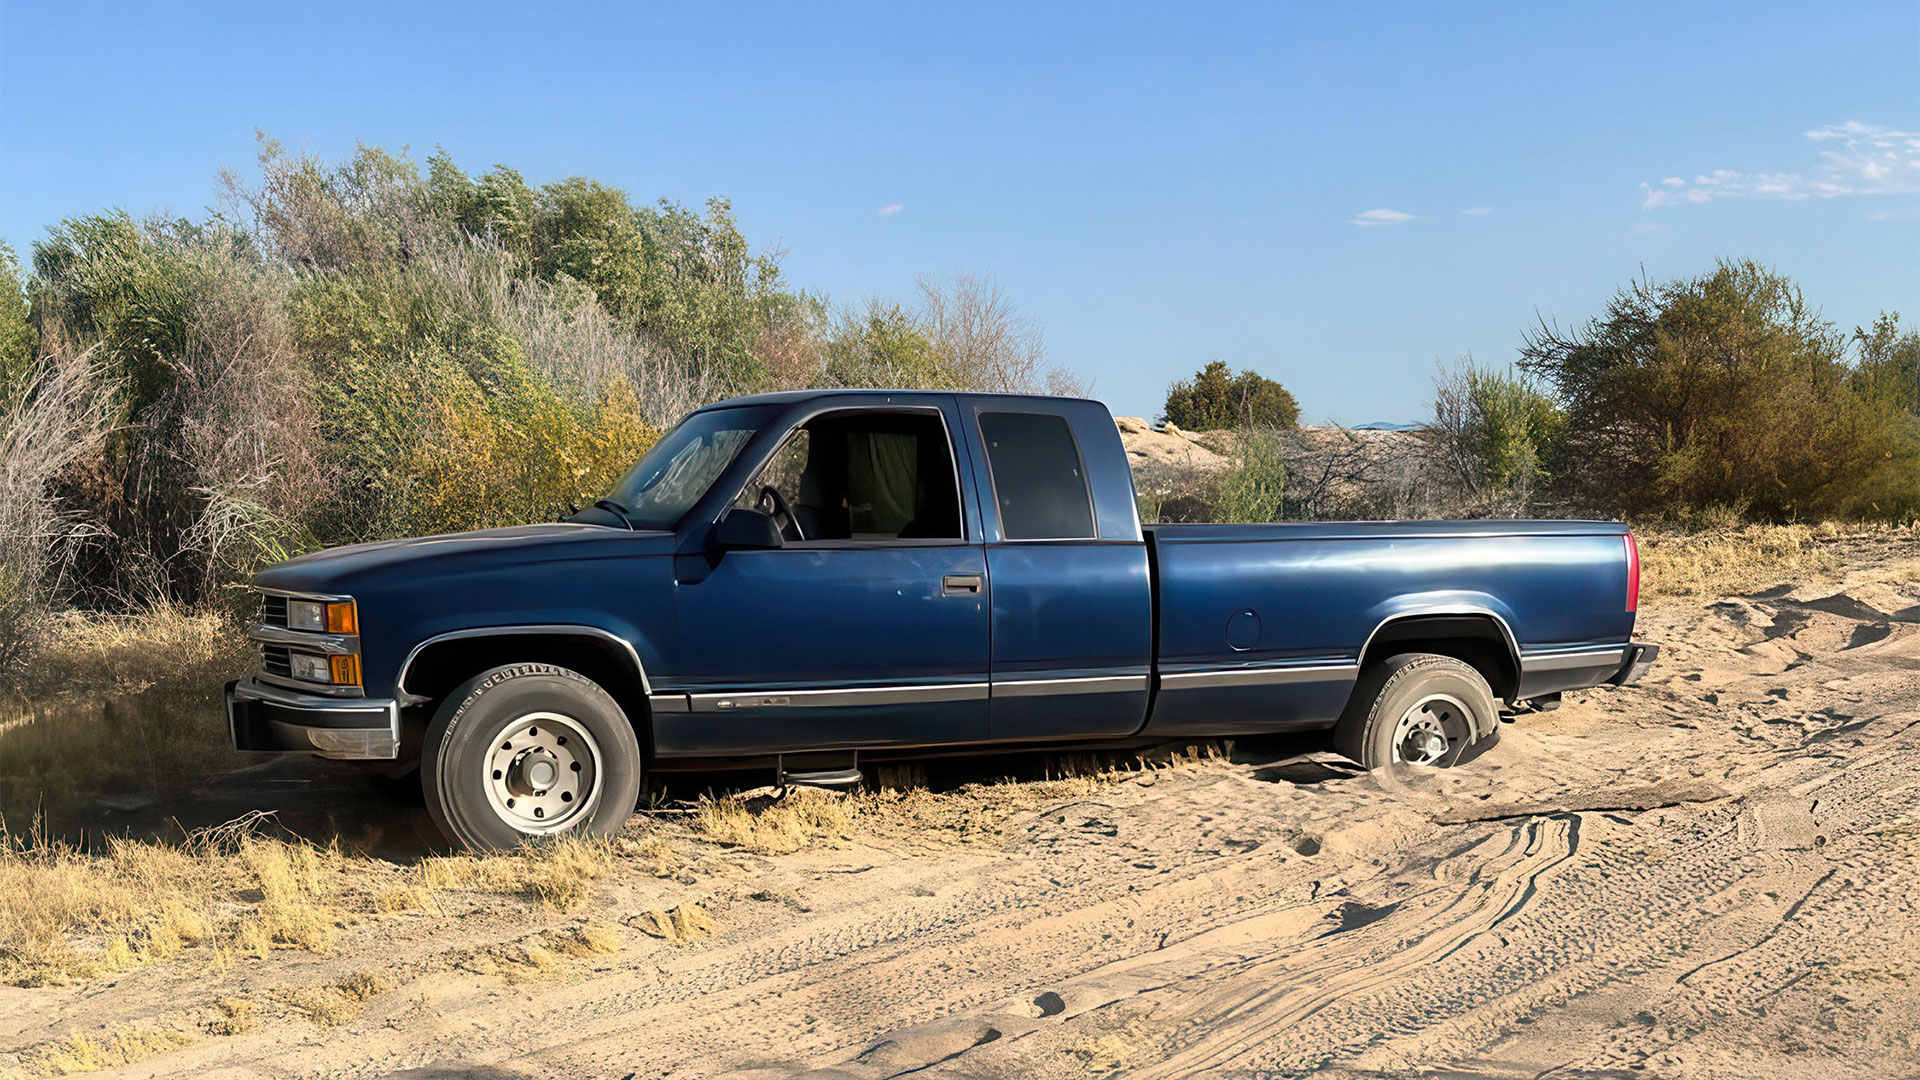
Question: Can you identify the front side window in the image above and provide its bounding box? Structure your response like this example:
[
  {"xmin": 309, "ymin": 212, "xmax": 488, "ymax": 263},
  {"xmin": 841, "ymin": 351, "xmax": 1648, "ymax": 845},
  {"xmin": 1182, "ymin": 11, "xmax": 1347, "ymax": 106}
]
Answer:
[
  {"xmin": 604, "ymin": 405, "xmax": 776, "ymax": 529},
  {"xmin": 735, "ymin": 410, "xmax": 963, "ymax": 542},
  {"xmin": 978, "ymin": 412, "xmax": 1096, "ymax": 540}
]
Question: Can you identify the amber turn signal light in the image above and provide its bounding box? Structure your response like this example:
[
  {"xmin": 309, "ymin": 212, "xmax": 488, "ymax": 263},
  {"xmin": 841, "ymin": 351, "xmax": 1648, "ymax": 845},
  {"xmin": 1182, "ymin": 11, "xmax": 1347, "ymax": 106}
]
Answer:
[
  {"xmin": 329, "ymin": 653, "xmax": 362, "ymax": 686},
  {"xmin": 326, "ymin": 600, "xmax": 358, "ymax": 635}
]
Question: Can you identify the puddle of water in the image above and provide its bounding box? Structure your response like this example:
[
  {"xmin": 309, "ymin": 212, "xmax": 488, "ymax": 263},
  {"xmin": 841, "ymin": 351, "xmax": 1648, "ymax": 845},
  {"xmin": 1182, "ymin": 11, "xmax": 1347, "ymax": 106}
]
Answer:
[{"xmin": 0, "ymin": 682, "xmax": 439, "ymax": 857}]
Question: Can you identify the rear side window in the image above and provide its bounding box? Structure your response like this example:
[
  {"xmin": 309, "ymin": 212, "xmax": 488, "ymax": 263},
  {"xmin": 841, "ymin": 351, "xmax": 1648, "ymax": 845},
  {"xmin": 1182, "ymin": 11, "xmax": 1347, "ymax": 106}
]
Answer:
[{"xmin": 978, "ymin": 412, "xmax": 1096, "ymax": 540}]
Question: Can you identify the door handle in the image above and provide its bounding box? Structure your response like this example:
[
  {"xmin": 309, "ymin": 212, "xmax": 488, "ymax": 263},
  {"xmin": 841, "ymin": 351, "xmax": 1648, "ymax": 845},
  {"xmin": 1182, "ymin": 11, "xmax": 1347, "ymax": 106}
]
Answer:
[{"xmin": 942, "ymin": 574, "xmax": 983, "ymax": 596}]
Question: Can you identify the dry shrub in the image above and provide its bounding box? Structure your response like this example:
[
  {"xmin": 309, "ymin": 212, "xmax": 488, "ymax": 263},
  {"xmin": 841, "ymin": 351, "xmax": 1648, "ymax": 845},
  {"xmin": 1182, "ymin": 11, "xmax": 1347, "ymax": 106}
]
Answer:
[
  {"xmin": 0, "ymin": 347, "xmax": 113, "ymax": 677},
  {"xmin": 916, "ymin": 272, "xmax": 1086, "ymax": 396},
  {"xmin": 418, "ymin": 836, "xmax": 613, "ymax": 910},
  {"xmin": 170, "ymin": 254, "xmax": 323, "ymax": 591},
  {"xmin": 23, "ymin": 1025, "xmax": 194, "ymax": 1076},
  {"xmin": 1637, "ymin": 525, "xmax": 1843, "ymax": 599}
]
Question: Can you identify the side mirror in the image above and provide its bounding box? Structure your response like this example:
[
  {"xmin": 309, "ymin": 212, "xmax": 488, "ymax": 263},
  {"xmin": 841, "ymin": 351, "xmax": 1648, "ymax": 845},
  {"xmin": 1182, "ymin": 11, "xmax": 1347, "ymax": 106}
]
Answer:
[{"xmin": 710, "ymin": 508, "xmax": 784, "ymax": 551}]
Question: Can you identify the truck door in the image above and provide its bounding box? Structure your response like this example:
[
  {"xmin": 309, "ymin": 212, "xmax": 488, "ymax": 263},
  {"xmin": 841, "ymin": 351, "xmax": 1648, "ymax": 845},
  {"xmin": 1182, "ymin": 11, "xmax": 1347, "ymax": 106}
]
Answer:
[
  {"xmin": 669, "ymin": 400, "xmax": 991, "ymax": 754},
  {"xmin": 966, "ymin": 399, "xmax": 1153, "ymax": 741}
]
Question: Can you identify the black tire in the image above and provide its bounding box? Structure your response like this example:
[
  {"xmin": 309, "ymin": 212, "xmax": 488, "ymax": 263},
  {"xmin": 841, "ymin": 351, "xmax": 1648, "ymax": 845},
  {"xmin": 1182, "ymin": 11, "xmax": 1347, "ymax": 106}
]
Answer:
[
  {"xmin": 1333, "ymin": 653, "xmax": 1498, "ymax": 771},
  {"xmin": 421, "ymin": 662, "xmax": 643, "ymax": 851}
]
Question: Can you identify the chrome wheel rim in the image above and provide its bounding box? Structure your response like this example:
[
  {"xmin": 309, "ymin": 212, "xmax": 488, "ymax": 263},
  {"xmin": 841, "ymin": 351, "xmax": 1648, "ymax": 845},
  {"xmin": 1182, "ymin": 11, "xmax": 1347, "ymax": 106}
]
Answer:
[
  {"xmin": 482, "ymin": 712, "xmax": 603, "ymax": 834},
  {"xmin": 1391, "ymin": 693, "xmax": 1471, "ymax": 766}
]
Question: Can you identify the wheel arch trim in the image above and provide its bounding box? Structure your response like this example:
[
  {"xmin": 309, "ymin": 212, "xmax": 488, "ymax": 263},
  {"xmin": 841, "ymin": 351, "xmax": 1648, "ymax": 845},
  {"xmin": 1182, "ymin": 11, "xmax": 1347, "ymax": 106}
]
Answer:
[
  {"xmin": 1355, "ymin": 605, "xmax": 1523, "ymax": 689},
  {"xmin": 396, "ymin": 624, "xmax": 655, "ymax": 703}
]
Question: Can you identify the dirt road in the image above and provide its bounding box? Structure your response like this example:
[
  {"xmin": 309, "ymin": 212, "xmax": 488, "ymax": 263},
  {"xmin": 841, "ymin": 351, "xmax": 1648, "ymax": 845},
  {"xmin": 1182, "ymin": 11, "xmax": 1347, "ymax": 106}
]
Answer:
[{"xmin": 5, "ymin": 536, "xmax": 1918, "ymax": 1079}]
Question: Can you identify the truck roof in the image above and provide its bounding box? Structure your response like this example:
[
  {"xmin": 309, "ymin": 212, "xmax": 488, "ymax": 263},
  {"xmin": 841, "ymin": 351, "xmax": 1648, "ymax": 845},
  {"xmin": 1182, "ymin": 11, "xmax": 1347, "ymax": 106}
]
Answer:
[{"xmin": 695, "ymin": 388, "xmax": 1105, "ymax": 411}]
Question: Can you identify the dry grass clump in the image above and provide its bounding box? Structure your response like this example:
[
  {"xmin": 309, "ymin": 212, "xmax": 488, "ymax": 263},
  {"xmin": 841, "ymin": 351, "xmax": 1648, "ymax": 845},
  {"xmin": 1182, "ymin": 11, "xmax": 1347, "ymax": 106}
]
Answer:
[
  {"xmin": 0, "ymin": 818, "xmax": 623, "ymax": 988},
  {"xmin": 1638, "ymin": 524, "xmax": 1842, "ymax": 599},
  {"xmin": 280, "ymin": 970, "xmax": 385, "ymax": 1027},
  {"xmin": 418, "ymin": 835, "xmax": 613, "ymax": 910},
  {"xmin": 204, "ymin": 997, "xmax": 256, "ymax": 1036},
  {"xmin": 0, "ymin": 820, "xmax": 344, "ymax": 986},
  {"xmin": 21, "ymin": 1025, "xmax": 194, "ymax": 1076},
  {"xmin": 687, "ymin": 743, "xmax": 1234, "ymax": 852},
  {"xmin": 691, "ymin": 788, "xmax": 859, "ymax": 854},
  {"xmin": 14, "ymin": 603, "xmax": 249, "ymax": 701},
  {"xmin": 612, "ymin": 833, "xmax": 681, "ymax": 877}
]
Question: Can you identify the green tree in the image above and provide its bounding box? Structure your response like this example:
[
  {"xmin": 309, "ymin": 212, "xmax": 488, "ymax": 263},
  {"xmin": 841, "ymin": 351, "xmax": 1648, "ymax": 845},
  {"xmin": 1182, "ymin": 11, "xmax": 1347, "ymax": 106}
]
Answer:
[
  {"xmin": 1206, "ymin": 425, "xmax": 1288, "ymax": 523},
  {"xmin": 821, "ymin": 299, "xmax": 946, "ymax": 388},
  {"xmin": 0, "ymin": 243, "xmax": 33, "ymax": 398},
  {"xmin": 1428, "ymin": 358, "xmax": 1564, "ymax": 513},
  {"xmin": 1520, "ymin": 260, "xmax": 1920, "ymax": 520},
  {"xmin": 1163, "ymin": 360, "xmax": 1300, "ymax": 430},
  {"xmin": 1854, "ymin": 312, "xmax": 1920, "ymax": 414}
]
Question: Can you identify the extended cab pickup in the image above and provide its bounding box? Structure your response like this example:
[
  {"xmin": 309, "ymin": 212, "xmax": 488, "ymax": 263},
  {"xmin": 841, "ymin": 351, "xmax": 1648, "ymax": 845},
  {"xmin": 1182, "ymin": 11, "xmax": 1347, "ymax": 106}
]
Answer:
[{"xmin": 227, "ymin": 391, "xmax": 1656, "ymax": 848}]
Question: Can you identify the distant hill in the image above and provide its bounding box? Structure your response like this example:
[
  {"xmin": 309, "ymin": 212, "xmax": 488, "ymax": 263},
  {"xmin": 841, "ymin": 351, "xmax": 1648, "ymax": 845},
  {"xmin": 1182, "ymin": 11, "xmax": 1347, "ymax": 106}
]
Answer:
[{"xmin": 1352, "ymin": 421, "xmax": 1423, "ymax": 431}]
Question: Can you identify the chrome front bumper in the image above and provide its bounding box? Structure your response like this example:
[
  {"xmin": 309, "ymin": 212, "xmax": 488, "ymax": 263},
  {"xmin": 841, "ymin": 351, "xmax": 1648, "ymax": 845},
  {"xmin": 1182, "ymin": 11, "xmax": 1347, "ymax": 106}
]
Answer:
[{"xmin": 226, "ymin": 676, "xmax": 401, "ymax": 760}]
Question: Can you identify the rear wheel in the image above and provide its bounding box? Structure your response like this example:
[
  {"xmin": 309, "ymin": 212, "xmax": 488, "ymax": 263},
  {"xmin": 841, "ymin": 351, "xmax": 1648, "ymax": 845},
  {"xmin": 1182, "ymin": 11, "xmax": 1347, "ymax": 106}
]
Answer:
[
  {"xmin": 1334, "ymin": 653, "xmax": 1497, "ymax": 771},
  {"xmin": 422, "ymin": 663, "xmax": 643, "ymax": 850}
]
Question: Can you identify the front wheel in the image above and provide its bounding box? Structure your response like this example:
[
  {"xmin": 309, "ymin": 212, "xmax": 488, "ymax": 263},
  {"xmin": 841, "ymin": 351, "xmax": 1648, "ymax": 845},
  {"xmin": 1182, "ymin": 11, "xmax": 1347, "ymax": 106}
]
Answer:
[
  {"xmin": 1334, "ymin": 653, "xmax": 1498, "ymax": 771},
  {"xmin": 422, "ymin": 663, "xmax": 643, "ymax": 850}
]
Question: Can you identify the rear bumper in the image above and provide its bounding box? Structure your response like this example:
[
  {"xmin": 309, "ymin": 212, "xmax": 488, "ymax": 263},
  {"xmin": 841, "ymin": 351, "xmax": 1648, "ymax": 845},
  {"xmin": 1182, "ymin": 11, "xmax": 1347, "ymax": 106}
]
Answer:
[
  {"xmin": 226, "ymin": 676, "xmax": 401, "ymax": 760},
  {"xmin": 1608, "ymin": 641, "xmax": 1660, "ymax": 686}
]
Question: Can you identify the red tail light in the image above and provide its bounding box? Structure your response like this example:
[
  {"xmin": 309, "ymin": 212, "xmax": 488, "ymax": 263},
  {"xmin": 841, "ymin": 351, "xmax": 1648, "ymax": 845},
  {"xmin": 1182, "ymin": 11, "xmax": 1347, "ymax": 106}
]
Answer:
[{"xmin": 1624, "ymin": 532, "xmax": 1640, "ymax": 613}]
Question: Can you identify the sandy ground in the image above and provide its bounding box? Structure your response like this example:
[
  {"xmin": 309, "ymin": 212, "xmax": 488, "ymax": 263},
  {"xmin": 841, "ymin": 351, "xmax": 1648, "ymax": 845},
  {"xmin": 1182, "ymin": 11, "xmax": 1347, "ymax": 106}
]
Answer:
[{"xmin": 4, "ymin": 535, "xmax": 1920, "ymax": 1079}]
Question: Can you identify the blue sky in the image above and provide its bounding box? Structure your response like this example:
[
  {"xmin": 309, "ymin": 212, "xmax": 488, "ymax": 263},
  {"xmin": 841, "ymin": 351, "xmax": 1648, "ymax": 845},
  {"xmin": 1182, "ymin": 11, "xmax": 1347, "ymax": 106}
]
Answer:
[{"xmin": 2, "ymin": 1, "xmax": 1916, "ymax": 422}]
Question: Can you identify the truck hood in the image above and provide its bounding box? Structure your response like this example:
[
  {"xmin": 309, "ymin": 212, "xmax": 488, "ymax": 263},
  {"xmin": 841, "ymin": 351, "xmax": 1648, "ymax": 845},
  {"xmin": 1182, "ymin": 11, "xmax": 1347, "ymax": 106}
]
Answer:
[{"xmin": 252, "ymin": 523, "xmax": 677, "ymax": 596}]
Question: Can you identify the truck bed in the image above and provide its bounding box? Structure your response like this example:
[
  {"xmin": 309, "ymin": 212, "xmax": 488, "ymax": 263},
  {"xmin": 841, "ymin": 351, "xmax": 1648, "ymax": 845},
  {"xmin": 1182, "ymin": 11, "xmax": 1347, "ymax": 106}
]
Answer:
[{"xmin": 1139, "ymin": 519, "xmax": 1637, "ymax": 736}]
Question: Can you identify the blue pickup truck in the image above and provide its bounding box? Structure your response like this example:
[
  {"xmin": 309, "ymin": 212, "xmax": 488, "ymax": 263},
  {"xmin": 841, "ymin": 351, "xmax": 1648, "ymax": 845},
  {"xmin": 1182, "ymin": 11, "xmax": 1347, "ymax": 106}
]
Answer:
[{"xmin": 227, "ymin": 391, "xmax": 1655, "ymax": 849}]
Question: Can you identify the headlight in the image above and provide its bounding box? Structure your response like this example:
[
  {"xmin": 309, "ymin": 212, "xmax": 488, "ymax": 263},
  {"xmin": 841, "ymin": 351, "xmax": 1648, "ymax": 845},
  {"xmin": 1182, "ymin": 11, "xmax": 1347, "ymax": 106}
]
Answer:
[
  {"xmin": 288, "ymin": 599, "xmax": 358, "ymax": 634},
  {"xmin": 288, "ymin": 652, "xmax": 331, "ymax": 682},
  {"xmin": 287, "ymin": 652, "xmax": 362, "ymax": 687}
]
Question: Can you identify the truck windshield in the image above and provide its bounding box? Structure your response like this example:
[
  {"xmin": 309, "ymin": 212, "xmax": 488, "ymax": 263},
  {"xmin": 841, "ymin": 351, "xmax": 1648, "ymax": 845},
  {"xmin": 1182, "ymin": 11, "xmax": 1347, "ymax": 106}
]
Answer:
[{"xmin": 602, "ymin": 405, "xmax": 776, "ymax": 529}]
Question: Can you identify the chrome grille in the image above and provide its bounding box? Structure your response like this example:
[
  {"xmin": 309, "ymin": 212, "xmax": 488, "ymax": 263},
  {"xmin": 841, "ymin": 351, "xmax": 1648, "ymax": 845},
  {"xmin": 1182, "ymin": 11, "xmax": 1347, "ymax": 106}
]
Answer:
[
  {"xmin": 259, "ymin": 593, "xmax": 289, "ymax": 628},
  {"xmin": 260, "ymin": 643, "xmax": 292, "ymax": 678}
]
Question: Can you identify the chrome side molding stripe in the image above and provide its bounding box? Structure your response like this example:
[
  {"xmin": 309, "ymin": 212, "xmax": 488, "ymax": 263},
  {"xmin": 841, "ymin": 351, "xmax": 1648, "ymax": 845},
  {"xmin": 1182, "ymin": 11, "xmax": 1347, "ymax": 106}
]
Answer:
[
  {"xmin": 647, "ymin": 693, "xmax": 691, "ymax": 714},
  {"xmin": 1519, "ymin": 646, "xmax": 1630, "ymax": 672},
  {"xmin": 1158, "ymin": 662, "xmax": 1359, "ymax": 690},
  {"xmin": 688, "ymin": 682, "xmax": 990, "ymax": 712},
  {"xmin": 992, "ymin": 675, "xmax": 1149, "ymax": 698}
]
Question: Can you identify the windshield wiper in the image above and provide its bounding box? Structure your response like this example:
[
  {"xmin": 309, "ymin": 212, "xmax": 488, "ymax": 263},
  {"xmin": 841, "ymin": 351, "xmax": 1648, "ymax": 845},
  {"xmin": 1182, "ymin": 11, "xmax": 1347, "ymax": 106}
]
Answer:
[{"xmin": 593, "ymin": 499, "xmax": 636, "ymax": 529}]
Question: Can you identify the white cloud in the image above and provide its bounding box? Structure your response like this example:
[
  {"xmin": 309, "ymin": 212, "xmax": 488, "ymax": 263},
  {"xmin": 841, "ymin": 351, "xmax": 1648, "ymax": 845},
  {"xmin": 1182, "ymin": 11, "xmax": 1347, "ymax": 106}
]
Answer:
[
  {"xmin": 1461, "ymin": 206, "xmax": 1493, "ymax": 216},
  {"xmin": 877, "ymin": 204, "xmax": 905, "ymax": 217},
  {"xmin": 1640, "ymin": 122, "xmax": 1920, "ymax": 210},
  {"xmin": 1351, "ymin": 208, "xmax": 1414, "ymax": 227}
]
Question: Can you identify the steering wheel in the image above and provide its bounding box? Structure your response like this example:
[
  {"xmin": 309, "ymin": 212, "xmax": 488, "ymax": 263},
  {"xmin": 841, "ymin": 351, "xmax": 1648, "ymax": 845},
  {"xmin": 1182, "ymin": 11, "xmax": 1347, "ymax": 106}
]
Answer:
[{"xmin": 757, "ymin": 485, "xmax": 805, "ymax": 541}]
